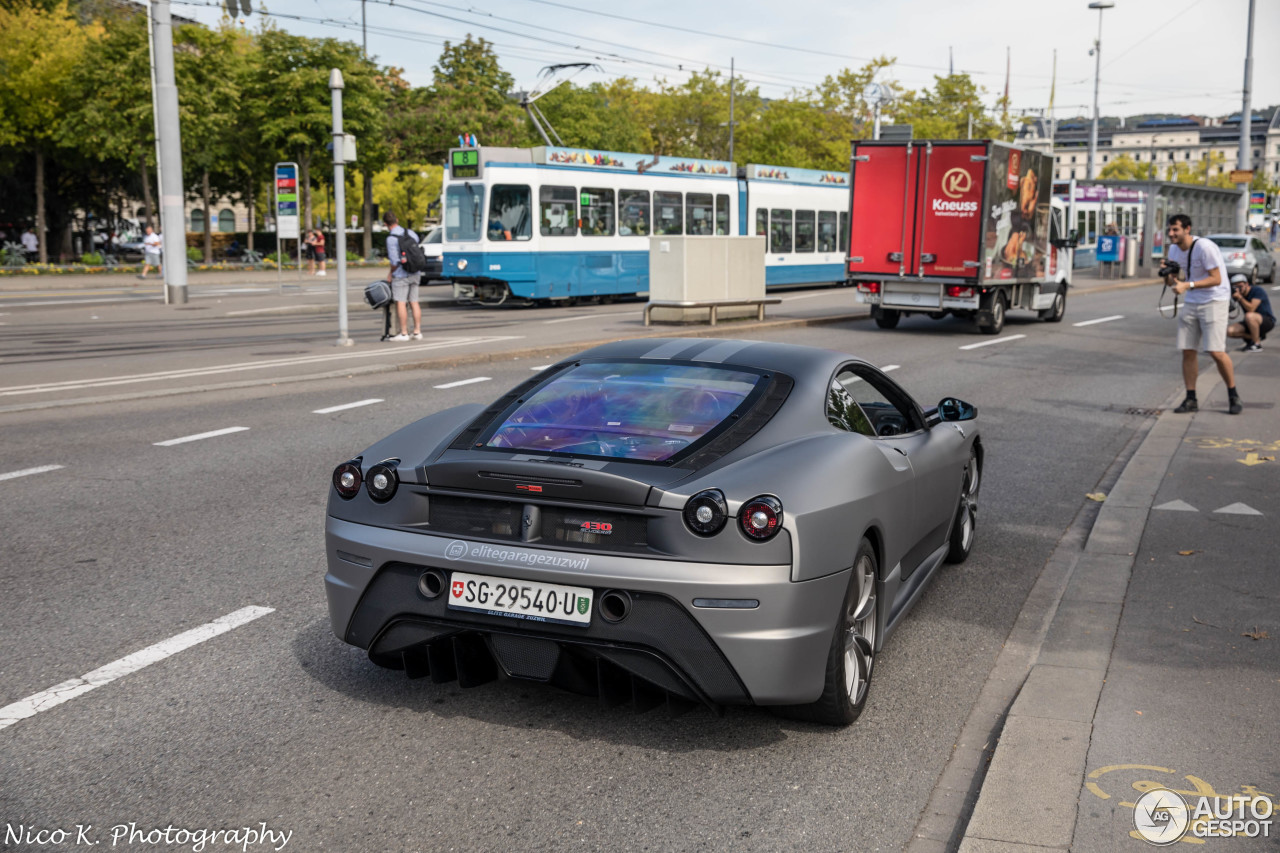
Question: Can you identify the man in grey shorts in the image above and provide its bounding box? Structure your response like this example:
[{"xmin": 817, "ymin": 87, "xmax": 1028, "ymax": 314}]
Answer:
[
  {"xmin": 1163, "ymin": 213, "xmax": 1241, "ymax": 415},
  {"xmin": 382, "ymin": 211, "xmax": 421, "ymax": 342}
]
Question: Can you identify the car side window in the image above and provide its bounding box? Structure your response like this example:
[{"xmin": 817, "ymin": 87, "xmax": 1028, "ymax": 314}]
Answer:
[{"xmin": 829, "ymin": 366, "xmax": 920, "ymax": 437}]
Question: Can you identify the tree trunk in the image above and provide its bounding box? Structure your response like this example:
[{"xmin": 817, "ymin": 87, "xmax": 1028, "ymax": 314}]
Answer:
[
  {"xmin": 362, "ymin": 169, "xmax": 373, "ymax": 259},
  {"xmin": 202, "ymin": 171, "xmax": 213, "ymax": 263},
  {"xmin": 247, "ymin": 181, "xmax": 255, "ymax": 254},
  {"xmin": 139, "ymin": 155, "xmax": 155, "ymax": 231},
  {"xmin": 300, "ymin": 154, "xmax": 313, "ymax": 231},
  {"xmin": 35, "ymin": 148, "xmax": 48, "ymax": 264}
]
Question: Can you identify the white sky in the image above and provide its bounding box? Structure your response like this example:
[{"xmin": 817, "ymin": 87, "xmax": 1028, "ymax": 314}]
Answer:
[{"xmin": 181, "ymin": 0, "xmax": 1279, "ymax": 122}]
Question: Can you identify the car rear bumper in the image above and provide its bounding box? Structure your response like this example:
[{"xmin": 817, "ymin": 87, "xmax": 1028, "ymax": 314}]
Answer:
[{"xmin": 325, "ymin": 517, "xmax": 849, "ymax": 707}]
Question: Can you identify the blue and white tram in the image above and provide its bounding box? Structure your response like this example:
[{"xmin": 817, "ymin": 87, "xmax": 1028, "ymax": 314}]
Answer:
[{"xmin": 441, "ymin": 146, "xmax": 849, "ymax": 304}]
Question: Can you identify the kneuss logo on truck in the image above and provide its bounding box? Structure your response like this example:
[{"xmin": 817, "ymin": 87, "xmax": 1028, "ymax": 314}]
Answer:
[
  {"xmin": 941, "ymin": 167, "xmax": 973, "ymax": 198},
  {"xmin": 932, "ymin": 199, "xmax": 978, "ymax": 215}
]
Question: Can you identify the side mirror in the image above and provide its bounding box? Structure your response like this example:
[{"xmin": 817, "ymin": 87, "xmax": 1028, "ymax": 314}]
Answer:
[{"xmin": 938, "ymin": 397, "xmax": 977, "ymax": 422}]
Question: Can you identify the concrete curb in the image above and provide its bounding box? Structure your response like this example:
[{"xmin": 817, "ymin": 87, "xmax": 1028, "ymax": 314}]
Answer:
[{"xmin": 949, "ymin": 365, "xmax": 1221, "ymax": 852}]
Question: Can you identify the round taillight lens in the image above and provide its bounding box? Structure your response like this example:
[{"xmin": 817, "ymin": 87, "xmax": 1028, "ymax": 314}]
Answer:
[
  {"xmin": 333, "ymin": 460, "xmax": 362, "ymax": 499},
  {"xmin": 683, "ymin": 489, "xmax": 728, "ymax": 536},
  {"xmin": 740, "ymin": 495, "xmax": 783, "ymax": 541},
  {"xmin": 366, "ymin": 460, "xmax": 400, "ymax": 502}
]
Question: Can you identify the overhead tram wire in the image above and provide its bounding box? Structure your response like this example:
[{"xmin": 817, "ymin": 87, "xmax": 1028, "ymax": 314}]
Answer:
[{"xmin": 357, "ymin": 0, "xmax": 827, "ymax": 92}]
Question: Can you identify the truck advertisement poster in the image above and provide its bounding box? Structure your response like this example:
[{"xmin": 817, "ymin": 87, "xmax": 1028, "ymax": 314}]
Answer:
[{"xmin": 983, "ymin": 145, "xmax": 1050, "ymax": 280}]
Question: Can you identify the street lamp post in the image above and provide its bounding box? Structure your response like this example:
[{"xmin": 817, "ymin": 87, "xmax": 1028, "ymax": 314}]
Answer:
[{"xmin": 1086, "ymin": 0, "xmax": 1114, "ymax": 181}]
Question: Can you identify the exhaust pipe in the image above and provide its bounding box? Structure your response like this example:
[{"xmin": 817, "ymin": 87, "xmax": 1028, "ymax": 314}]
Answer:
[
  {"xmin": 599, "ymin": 589, "xmax": 632, "ymax": 623},
  {"xmin": 418, "ymin": 569, "xmax": 448, "ymax": 600}
]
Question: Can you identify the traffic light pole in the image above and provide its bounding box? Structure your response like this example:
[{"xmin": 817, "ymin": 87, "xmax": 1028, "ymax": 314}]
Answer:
[{"xmin": 151, "ymin": 0, "xmax": 188, "ymax": 304}]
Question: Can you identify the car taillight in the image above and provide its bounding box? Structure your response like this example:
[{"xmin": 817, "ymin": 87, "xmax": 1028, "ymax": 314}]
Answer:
[
  {"xmin": 1227, "ymin": 252, "xmax": 1246, "ymax": 262},
  {"xmin": 946, "ymin": 285, "xmax": 975, "ymax": 298},
  {"xmin": 365, "ymin": 459, "xmax": 400, "ymax": 502},
  {"xmin": 740, "ymin": 495, "xmax": 783, "ymax": 541},
  {"xmin": 333, "ymin": 459, "xmax": 363, "ymax": 499},
  {"xmin": 858, "ymin": 282, "xmax": 880, "ymax": 294},
  {"xmin": 684, "ymin": 489, "xmax": 728, "ymax": 536}
]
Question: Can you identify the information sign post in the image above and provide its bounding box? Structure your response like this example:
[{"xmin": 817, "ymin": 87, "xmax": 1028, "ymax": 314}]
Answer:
[{"xmin": 274, "ymin": 162, "xmax": 300, "ymax": 292}]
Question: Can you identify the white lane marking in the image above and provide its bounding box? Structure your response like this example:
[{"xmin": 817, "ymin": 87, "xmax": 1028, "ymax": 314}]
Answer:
[
  {"xmin": 1213, "ymin": 502, "xmax": 1262, "ymax": 516},
  {"xmin": 1153, "ymin": 499, "xmax": 1198, "ymax": 512},
  {"xmin": 0, "ymin": 606, "xmax": 273, "ymax": 731},
  {"xmin": 1272, "ymin": 285, "xmax": 1280, "ymax": 292},
  {"xmin": 1074, "ymin": 315, "xmax": 1125, "ymax": 327},
  {"xmin": 0, "ymin": 464, "xmax": 65, "ymax": 482},
  {"xmin": 881, "ymin": 364, "xmax": 900, "ymax": 372},
  {"xmin": 313, "ymin": 398, "xmax": 383, "ymax": 414},
  {"xmin": 0, "ymin": 335, "xmax": 521, "ymax": 397},
  {"xmin": 153, "ymin": 426, "xmax": 250, "ymax": 446},
  {"xmin": 542, "ymin": 314, "xmax": 598, "ymax": 324},
  {"xmin": 960, "ymin": 334, "xmax": 1026, "ymax": 351},
  {"xmin": 530, "ymin": 365, "xmax": 552, "ymax": 370},
  {"xmin": 780, "ymin": 292, "xmax": 829, "ymax": 301},
  {"xmin": 434, "ymin": 377, "xmax": 492, "ymax": 389},
  {"xmin": 1159, "ymin": 304, "xmax": 1177, "ymax": 313}
]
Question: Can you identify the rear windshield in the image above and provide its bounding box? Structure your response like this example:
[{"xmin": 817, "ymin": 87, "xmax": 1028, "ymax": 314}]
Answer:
[
  {"xmin": 485, "ymin": 361, "xmax": 763, "ymax": 461},
  {"xmin": 1210, "ymin": 237, "xmax": 1247, "ymax": 248}
]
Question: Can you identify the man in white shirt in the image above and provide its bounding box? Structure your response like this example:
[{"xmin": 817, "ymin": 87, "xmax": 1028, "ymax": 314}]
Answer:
[
  {"xmin": 139, "ymin": 225, "xmax": 162, "ymax": 280},
  {"xmin": 1163, "ymin": 213, "xmax": 1240, "ymax": 415},
  {"xmin": 21, "ymin": 227, "xmax": 39, "ymax": 258}
]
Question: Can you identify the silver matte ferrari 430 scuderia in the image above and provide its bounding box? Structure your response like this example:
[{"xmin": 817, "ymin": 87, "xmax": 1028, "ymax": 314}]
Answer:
[{"xmin": 324, "ymin": 338, "xmax": 982, "ymax": 725}]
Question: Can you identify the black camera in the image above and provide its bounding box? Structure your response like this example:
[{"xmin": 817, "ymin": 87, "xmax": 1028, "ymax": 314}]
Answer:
[{"xmin": 1158, "ymin": 259, "xmax": 1181, "ymax": 279}]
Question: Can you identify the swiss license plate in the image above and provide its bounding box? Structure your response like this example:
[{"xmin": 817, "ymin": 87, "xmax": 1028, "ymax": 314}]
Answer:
[{"xmin": 447, "ymin": 571, "xmax": 593, "ymax": 627}]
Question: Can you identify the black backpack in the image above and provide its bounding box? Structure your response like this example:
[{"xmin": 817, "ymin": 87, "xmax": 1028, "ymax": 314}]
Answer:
[{"xmin": 392, "ymin": 229, "xmax": 429, "ymax": 274}]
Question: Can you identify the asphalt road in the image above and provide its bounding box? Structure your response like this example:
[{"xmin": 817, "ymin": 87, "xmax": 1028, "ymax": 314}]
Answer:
[{"xmin": 0, "ymin": 285, "xmax": 1215, "ymax": 852}]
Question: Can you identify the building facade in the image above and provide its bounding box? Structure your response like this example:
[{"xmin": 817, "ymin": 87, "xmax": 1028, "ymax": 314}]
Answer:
[{"xmin": 1017, "ymin": 112, "xmax": 1280, "ymax": 188}]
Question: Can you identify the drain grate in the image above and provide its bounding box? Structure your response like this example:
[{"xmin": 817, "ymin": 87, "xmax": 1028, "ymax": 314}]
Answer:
[{"xmin": 1125, "ymin": 407, "xmax": 1162, "ymax": 416}]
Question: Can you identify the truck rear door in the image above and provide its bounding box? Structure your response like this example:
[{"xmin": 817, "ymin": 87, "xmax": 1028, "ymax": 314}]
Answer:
[
  {"xmin": 847, "ymin": 142, "xmax": 920, "ymax": 277},
  {"xmin": 914, "ymin": 143, "xmax": 987, "ymax": 279}
]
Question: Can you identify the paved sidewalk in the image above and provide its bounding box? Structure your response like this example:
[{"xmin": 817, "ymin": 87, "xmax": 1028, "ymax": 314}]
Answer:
[{"xmin": 957, "ymin": 351, "xmax": 1279, "ymax": 851}]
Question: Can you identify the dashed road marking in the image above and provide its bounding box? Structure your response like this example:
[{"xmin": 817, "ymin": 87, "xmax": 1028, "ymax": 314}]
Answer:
[
  {"xmin": 313, "ymin": 398, "xmax": 383, "ymax": 414},
  {"xmin": 0, "ymin": 606, "xmax": 274, "ymax": 731},
  {"xmin": 1213, "ymin": 502, "xmax": 1262, "ymax": 516},
  {"xmin": 434, "ymin": 377, "xmax": 491, "ymax": 389},
  {"xmin": 530, "ymin": 365, "xmax": 552, "ymax": 370},
  {"xmin": 0, "ymin": 464, "xmax": 65, "ymax": 482},
  {"xmin": 154, "ymin": 426, "xmax": 250, "ymax": 446},
  {"xmin": 959, "ymin": 334, "xmax": 1026, "ymax": 350},
  {"xmin": 1074, "ymin": 315, "xmax": 1125, "ymax": 327},
  {"xmin": 0, "ymin": 335, "xmax": 522, "ymax": 397},
  {"xmin": 780, "ymin": 292, "xmax": 829, "ymax": 301},
  {"xmin": 542, "ymin": 314, "xmax": 599, "ymax": 324},
  {"xmin": 1153, "ymin": 500, "xmax": 1198, "ymax": 512},
  {"xmin": 881, "ymin": 364, "xmax": 900, "ymax": 372}
]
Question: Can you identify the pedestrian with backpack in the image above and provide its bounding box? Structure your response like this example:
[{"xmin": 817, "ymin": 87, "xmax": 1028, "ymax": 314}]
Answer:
[{"xmin": 382, "ymin": 211, "xmax": 424, "ymax": 341}]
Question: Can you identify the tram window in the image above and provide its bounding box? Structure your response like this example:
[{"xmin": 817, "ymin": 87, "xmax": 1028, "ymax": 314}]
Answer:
[
  {"xmin": 619, "ymin": 190, "xmax": 650, "ymax": 236},
  {"xmin": 715, "ymin": 194, "xmax": 730, "ymax": 235},
  {"xmin": 686, "ymin": 193, "xmax": 713, "ymax": 235},
  {"xmin": 486, "ymin": 184, "xmax": 531, "ymax": 241},
  {"xmin": 755, "ymin": 209, "xmax": 768, "ymax": 238},
  {"xmin": 770, "ymin": 208, "xmax": 793, "ymax": 253},
  {"xmin": 818, "ymin": 211, "xmax": 837, "ymax": 252},
  {"xmin": 655, "ymin": 191, "xmax": 683, "ymax": 235},
  {"xmin": 445, "ymin": 184, "xmax": 484, "ymax": 242},
  {"xmin": 581, "ymin": 187, "xmax": 615, "ymax": 236},
  {"xmin": 540, "ymin": 185, "xmax": 578, "ymax": 236},
  {"xmin": 839, "ymin": 212, "xmax": 849, "ymax": 253},
  {"xmin": 795, "ymin": 210, "xmax": 815, "ymax": 253}
]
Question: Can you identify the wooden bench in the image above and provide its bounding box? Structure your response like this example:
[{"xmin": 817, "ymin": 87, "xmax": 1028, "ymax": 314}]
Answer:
[{"xmin": 644, "ymin": 298, "xmax": 782, "ymax": 327}]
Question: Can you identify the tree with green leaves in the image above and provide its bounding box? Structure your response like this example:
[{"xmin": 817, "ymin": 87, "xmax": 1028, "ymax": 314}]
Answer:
[
  {"xmin": 892, "ymin": 73, "xmax": 1006, "ymax": 140},
  {"xmin": 247, "ymin": 27, "xmax": 386, "ymax": 231},
  {"xmin": 533, "ymin": 78, "xmax": 657, "ymax": 153},
  {"xmin": 0, "ymin": 0, "xmax": 98, "ymax": 262},
  {"xmin": 410, "ymin": 35, "xmax": 526, "ymax": 161}
]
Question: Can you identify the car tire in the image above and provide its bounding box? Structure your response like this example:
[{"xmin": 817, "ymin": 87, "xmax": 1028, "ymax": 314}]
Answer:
[
  {"xmin": 778, "ymin": 538, "xmax": 878, "ymax": 726},
  {"xmin": 977, "ymin": 292, "xmax": 1006, "ymax": 335},
  {"xmin": 1248, "ymin": 267, "xmax": 1258, "ymax": 286},
  {"xmin": 1038, "ymin": 284, "xmax": 1067, "ymax": 323},
  {"xmin": 945, "ymin": 449, "xmax": 981, "ymax": 564},
  {"xmin": 1266, "ymin": 263, "xmax": 1275, "ymax": 284},
  {"xmin": 873, "ymin": 307, "xmax": 901, "ymax": 329}
]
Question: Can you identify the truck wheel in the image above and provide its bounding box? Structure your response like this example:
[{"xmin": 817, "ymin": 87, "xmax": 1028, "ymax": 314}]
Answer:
[
  {"xmin": 873, "ymin": 307, "xmax": 901, "ymax": 329},
  {"xmin": 1038, "ymin": 285, "xmax": 1067, "ymax": 323},
  {"xmin": 977, "ymin": 293, "xmax": 1006, "ymax": 335}
]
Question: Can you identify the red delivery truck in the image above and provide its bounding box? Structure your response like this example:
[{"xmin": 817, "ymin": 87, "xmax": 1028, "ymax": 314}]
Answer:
[{"xmin": 846, "ymin": 139, "xmax": 1076, "ymax": 334}]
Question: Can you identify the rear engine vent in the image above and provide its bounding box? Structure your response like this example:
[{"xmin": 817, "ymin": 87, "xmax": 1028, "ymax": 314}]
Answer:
[{"xmin": 428, "ymin": 495, "xmax": 523, "ymax": 541}]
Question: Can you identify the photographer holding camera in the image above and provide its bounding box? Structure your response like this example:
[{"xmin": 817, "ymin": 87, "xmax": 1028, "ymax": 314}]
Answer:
[
  {"xmin": 1162, "ymin": 214, "xmax": 1241, "ymax": 415},
  {"xmin": 1226, "ymin": 273, "xmax": 1274, "ymax": 353}
]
